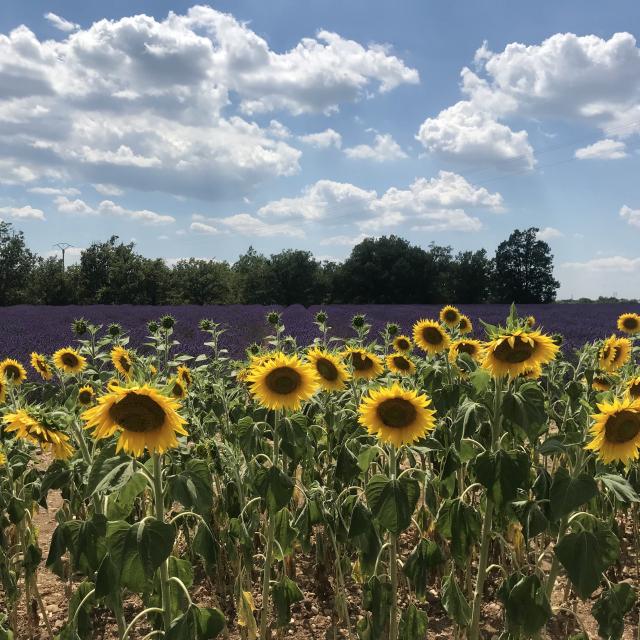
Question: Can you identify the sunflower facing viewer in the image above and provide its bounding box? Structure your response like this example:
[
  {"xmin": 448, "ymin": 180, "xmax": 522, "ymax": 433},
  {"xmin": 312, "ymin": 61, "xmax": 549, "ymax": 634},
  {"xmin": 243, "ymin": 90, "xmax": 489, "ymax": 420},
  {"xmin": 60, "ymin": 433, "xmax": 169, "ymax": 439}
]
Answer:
[
  {"xmin": 31, "ymin": 353, "xmax": 53, "ymax": 380},
  {"xmin": 482, "ymin": 329, "xmax": 559, "ymax": 378},
  {"xmin": 342, "ymin": 347, "xmax": 384, "ymax": 380},
  {"xmin": 53, "ymin": 347, "xmax": 87, "ymax": 375},
  {"xmin": 82, "ymin": 385, "xmax": 187, "ymax": 457},
  {"xmin": 386, "ymin": 352, "xmax": 416, "ymax": 376},
  {"xmin": 599, "ymin": 336, "xmax": 631, "ymax": 372},
  {"xmin": 358, "ymin": 383, "xmax": 436, "ymax": 447},
  {"xmin": 247, "ymin": 352, "xmax": 319, "ymax": 410},
  {"xmin": 449, "ymin": 339, "xmax": 483, "ymax": 363},
  {"xmin": 617, "ymin": 313, "xmax": 640, "ymax": 335},
  {"xmin": 413, "ymin": 320, "xmax": 450, "ymax": 355},
  {"xmin": 586, "ymin": 397, "xmax": 640, "ymax": 464},
  {"xmin": 306, "ymin": 348, "xmax": 349, "ymax": 391},
  {"xmin": 439, "ymin": 306, "xmax": 461, "ymax": 328},
  {"xmin": 392, "ymin": 335, "xmax": 413, "ymax": 353},
  {"xmin": 112, "ymin": 346, "xmax": 134, "ymax": 379},
  {"xmin": 0, "ymin": 359, "xmax": 27, "ymax": 385}
]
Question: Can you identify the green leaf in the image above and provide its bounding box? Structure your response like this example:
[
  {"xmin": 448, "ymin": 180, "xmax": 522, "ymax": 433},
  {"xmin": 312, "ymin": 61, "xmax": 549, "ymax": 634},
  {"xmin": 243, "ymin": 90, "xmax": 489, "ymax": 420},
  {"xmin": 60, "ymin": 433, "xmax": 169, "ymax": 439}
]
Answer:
[
  {"xmin": 592, "ymin": 583, "xmax": 636, "ymax": 640},
  {"xmin": 271, "ymin": 576, "xmax": 303, "ymax": 628},
  {"xmin": 273, "ymin": 508, "xmax": 298, "ymax": 560},
  {"xmin": 69, "ymin": 581, "xmax": 95, "ymax": 639},
  {"xmin": 403, "ymin": 539, "xmax": 444, "ymax": 599},
  {"xmin": 436, "ymin": 499, "xmax": 481, "ymax": 566},
  {"xmin": 348, "ymin": 502, "xmax": 381, "ymax": 577},
  {"xmin": 597, "ymin": 474, "xmax": 640, "ymax": 504},
  {"xmin": 136, "ymin": 519, "xmax": 176, "ymax": 578},
  {"xmin": 441, "ymin": 571, "xmax": 470, "ymax": 627},
  {"xmin": 398, "ymin": 603, "xmax": 428, "ymax": 640},
  {"xmin": 166, "ymin": 604, "xmax": 225, "ymax": 639},
  {"xmin": 473, "ymin": 449, "xmax": 530, "ymax": 508},
  {"xmin": 254, "ymin": 465, "xmax": 294, "ymax": 514},
  {"xmin": 555, "ymin": 522, "xmax": 620, "ymax": 599},
  {"xmin": 549, "ymin": 468, "xmax": 599, "ymax": 521},
  {"xmin": 106, "ymin": 472, "xmax": 148, "ymax": 520},
  {"xmin": 95, "ymin": 554, "xmax": 118, "ymax": 598},
  {"xmin": 365, "ymin": 474, "xmax": 420, "ymax": 534},
  {"xmin": 512, "ymin": 500, "xmax": 549, "ymax": 540},
  {"xmin": 359, "ymin": 576, "xmax": 392, "ymax": 640},
  {"xmin": 335, "ymin": 443, "xmax": 361, "ymax": 483},
  {"xmin": 503, "ymin": 574, "xmax": 552, "ymax": 635}
]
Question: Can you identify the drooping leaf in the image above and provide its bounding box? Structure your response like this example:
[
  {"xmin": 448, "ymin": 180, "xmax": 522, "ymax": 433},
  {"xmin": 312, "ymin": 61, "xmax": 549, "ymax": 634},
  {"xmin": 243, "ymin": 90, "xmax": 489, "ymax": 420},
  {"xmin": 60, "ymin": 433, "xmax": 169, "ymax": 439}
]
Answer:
[
  {"xmin": 549, "ymin": 468, "xmax": 598, "ymax": 521},
  {"xmin": 441, "ymin": 571, "xmax": 470, "ymax": 627},
  {"xmin": 365, "ymin": 474, "xmax": 420, "ymax": 534},
  {"xmin": 398, "ymin": 603, "xmax": 428, "ymax": 640},
  {"xmin": 473, "ymin": 449, "xmax": 530, "ymax": 508},
  {"xmin": 591, "ymin": 583, "xmax": 636, "ymax": 640},
  {"xmin": 271, "ymin": 576, "xmax": 304, "ymax": 628},
  {"xmin": 403, "ymin": 539, "xmax": 444, "ymax": 599}
]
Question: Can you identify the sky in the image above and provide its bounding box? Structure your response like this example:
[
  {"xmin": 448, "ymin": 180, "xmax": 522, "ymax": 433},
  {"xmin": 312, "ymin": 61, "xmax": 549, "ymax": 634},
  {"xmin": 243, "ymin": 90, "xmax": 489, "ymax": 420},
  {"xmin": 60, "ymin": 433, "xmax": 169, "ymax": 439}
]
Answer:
[{"xmin": 0, "ymin": 1, "xmax": 639, "ymax": 299}]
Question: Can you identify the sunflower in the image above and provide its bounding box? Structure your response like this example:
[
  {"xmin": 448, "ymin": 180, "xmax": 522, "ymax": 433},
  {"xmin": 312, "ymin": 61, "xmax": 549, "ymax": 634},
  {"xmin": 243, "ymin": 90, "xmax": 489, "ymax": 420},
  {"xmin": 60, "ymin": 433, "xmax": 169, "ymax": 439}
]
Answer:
[
  {"xmin": 439, "ymin": 305, "xmax": 461, "ymax": 328},
  {"xmin": 0, "ymin": 359, "xmax": 27, "ymax": 385},
  {"xmin": 78, "ymin": 385, "xmax": 95, "ymax": 406},
  {"xmin": 525, "ymin": 316, "xmax": 536, "ymax": 328},
  {"xmin": 449, "ymin": 339, "xmax": 483, "ymax": 363},
  {"xmin": 247, "ymin": 352, "xmax": 319, "ymax": 411},
  {"xmin": 592, "ymin": 376, "xmax": 612, "ymax": 392},
  {"xmin": 520, "ymin": 364, "xmax": 542, "ymax": 380},
  {"xmin": 386, "ymin": 353, "xmax": 416, "ymax": 376},
  {"xmin": 53, "ymin": 347, "xmax": 87, "ymax": 375},
  {"xmin": 482, "ymin": 329, "xmax": 559, "ymax": 378},
  {"xmin": 586, "ymin": 397, "xmax": 640, "ymax": 464},
  {"xmin": 0, "ymin": 380, "xmax": 5, "ymax": 404},
  {"xmin": 458, "ymin": 315, "xmax": 473, "ymax": 334},
  {"xmin": 342, "ymin": 347, "xmax": 384, "ymax": 380},
  {"xmin": 358, "ymin": 383, "xmax": 436, "ymax": 447},
  {"xmin": 106, "ymin": 378, "xmax": 122, "ymax": 393},
  {"xmin": 617, "ymin": 313, "xmax": 640, "ymax": 335},
  {"xmin": 3, "ymin": 410, "xmax": 74, "ymax": 460},
  {"xmin": 626, "ymin": 376, "xmax": 640, "ymax": 399},
  {"xmin": 412, "ymin": 320, "xmax": 450, "ymax": 355},
  {"xmin": 392, "ymin": 335, "xmax": 413, "ymax": 353},
  {"xmin": 149, "ymin": 364, "xmax": 158, "ymax": 376},
  {"xmin": 599, "ymin": 336, "xmax": 632, "ymax": 372},
  {"xmin": 30, "ymin": 353, "xmax": 53, "ymax": 381},
  {"xmin": 111, "ymin": 346, "xmax": 134, "ymax": 379},
  {"xmin": 0, "ymin": 450, "xmax": 6, "ymax": 467},
  {"xmin": 176, "ymin": 365, "xmax": 193, "ymax": 387},
  {"xmin": 306, "ymin": 348, "xmax": 350, "ymax": 391},
  {"xmin": 169, "ymin": 378, "xmax": 187, "ymax": 400},
  {"xmin": 82, "ymin": 385, "xmax": 187, "ymax": 457}
]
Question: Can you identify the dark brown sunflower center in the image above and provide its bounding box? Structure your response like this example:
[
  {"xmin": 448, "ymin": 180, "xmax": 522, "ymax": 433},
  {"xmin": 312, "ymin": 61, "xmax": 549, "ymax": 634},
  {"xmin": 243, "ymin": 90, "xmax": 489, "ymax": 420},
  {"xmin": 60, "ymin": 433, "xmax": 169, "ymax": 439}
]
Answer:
[
  {"xmin": 171, "ymin": 383, "xmax": 184, "ymax": 397},
  {"xmin": 4, "ymin": 365, "xmax": 21, "ymax": 379},
  {"xmin": 392, "ymin": 356, "xmax": 411, "ymax": 371},
  {"xmin": 593, "ymin": 377, "xmax": 609, "ymax": 388},
  {"xmin": 316, "ymin": 358, "xmax": 338, "ymax": 381},
  {"xmin": 376, "ymin": 398, "xmax": 417, "ymax": 429},
  {"xmin": 443, "ymin": 310, "xmax": 458, "ymax": 323},
  {"xmin": 61, "ymin": 353, "xmax": 79, "ymax": 367},
  {"xmin": 605, "ymin": 410, "xmax": 640, "ymax": 443},
  {"xmin": 395, "ymin": 338, "xmax": 410, "ymax": 350},
  {"xmin": 180, "ymin": 371, "xmax": 192, "ymax": 385},
  {"xmin": 610, "ymin": 347, "xmax": 623, "ymax": 364},
  {"xmin": 108, "ymin": 393, "xmax": 166, "ymax": 433},
  {"xmin": 265, "ymin": 367, "xmax": 301, "ymax": 394},
  {"xmin": 459, "ymin": 319, "xmax": 469, "ymax": 330},
  {"xmin": 351, "ymin": 352, "xmax": 374, "ymax": 371},
  {"xmin": 422, "ymin": 327, "xmax": 443, "ymax": 345},
  {"xmin": 119, "ymin": 356, "xmax": 131, "ymax": 372},
  {"xmin": 36, "ymin": 360, "xmax": 46, "ymax": 371},
  {"xmin": 494, "ymin": 337, "xmax": 535, "ymax": 364},
  {"xmin": 623, "ymin": 317, "xmax": 639, "ymax": 330},
  {"xmin": 456, "ymin": 343, "xmax": 477, "ymax": 356},
  {"xmin": 78, "ymin": 390, "xmax": 93, "ymax": 404},
  {"xmin": 629, "ymin": 382, "xmax": 640, "ymax": 398}
]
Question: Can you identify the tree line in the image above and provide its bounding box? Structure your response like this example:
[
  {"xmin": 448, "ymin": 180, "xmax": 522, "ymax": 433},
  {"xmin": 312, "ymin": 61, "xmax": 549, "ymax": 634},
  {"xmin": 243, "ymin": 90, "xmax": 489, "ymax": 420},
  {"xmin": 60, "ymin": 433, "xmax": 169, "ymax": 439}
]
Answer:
[{"xmin": 0, "ymin": 222, "xmax": 559, "ymax": 306}]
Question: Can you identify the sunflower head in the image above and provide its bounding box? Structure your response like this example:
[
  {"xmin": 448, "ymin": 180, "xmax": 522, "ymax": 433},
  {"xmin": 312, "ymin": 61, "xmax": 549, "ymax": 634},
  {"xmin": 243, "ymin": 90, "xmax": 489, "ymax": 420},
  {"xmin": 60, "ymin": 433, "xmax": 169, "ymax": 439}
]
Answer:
[
  {"xmin": 385, "ymin": 323, "xmax": 400, "ymax": 337},
  {"xmin": 343, "ymin": 347, "xmax": 384, "ymax": 380},
  {"xmin": 627, "ymin": 376, "xmax": 640, "ymax": 399},
  {"xmin": 314, "ymin": 310, "xmax": 328, "ymax": 325},
  {"xmin": 0, "ymin": 359, "xmax": 27, "ymax": 385},
  {"xmin": 0, "ymin": 379, "xmax": 5, "ymax": 404},
  {"xmin": 82, "ymin": 385, "xmax": 187, "ymax": 457},
  {"xmin": 111, "ymin": 346, "xmax": 134, "ymax": 379},
  {"xmin": 449, "ymin": 339, "xmax": 483, "ymax": 363},
  {"xmin": 78, "ymin": 385, "xmax": 95, "ymax": 406},
  {"xmin": 0, "ymin": 450, "xmax": 6, "ymax": 467},
  {"xmin": 306, "ymin": 348, "xmax": 350, "ymax": 391},
  {"xmin": 592, "ymin": 376, "xmax": 612, "ymax": 392},
  {"xmin": 30, "ymin": 353, "xmax": 53, "ymax": 380},
  {"xmin": 617, "ymin": 313, "xmax": 640, "ymax": 335},
  {"xmin": 147, "ymin": 320, "xmax": 160, "ymax": 333},
  {"xmin": 412, "ymin": 319, "xmax": 450, "ymax": 355},
  {"xmin": 358, "ymin": 383, "xmax": 436, "ymax": 447},
  {"xmin": 149, "ymin": 364, "xmax": 158, "ymax": 376},
  {"xmin": 392, "ymin": 335, "xmax": 413, "ymax": 353},
  {"xmin": 72, "ymin": 318, "xmax": 88, "ymax": 336},
  {"xmin": 599, "ymin": 336, "xmax": 632, "ymax": 372},
  {"xmin": 169, "ymin": 378, "xmax": 187, "ymax": 400},
  {"xmin": 247, "ymin": 352, "xmax": 319, "ymax": 411},
  {"xmin": 586, "ymin": 396, "xmax": 640, "ymax": 464},
  {"xmin": 3, "ymin": 409, "xmax": 73, "ymax": 459},
  {"xmin": 458, "ymin": 315, "xmax": 473, "ymax": 334},
  {"xmin": 439, "ymin": 305, "xmax": 461, "ymax": 328},
  {"xmin": 107, "ymin": 378, "xmax": 122, "ymax": 393},
  {"xmin": 108, "ymin": 323, "xmax": 122, "ymax": 337},
  {"xmin": 199, "ymin": 318, "xmax": 214, "ymax": 331},
  {"xmin": 481, "ymin": 329, "xmax": 559, "ymax": 378},
  {"xmin": 53, "ymin": 348, "xmax": 87, "ymax": 375},
  {"xmin": 525, "ymin": 315, "xmax": 536, "ymax": 328},
  {"xmin": 176, "ymin": 365, "xmax": 193, "ymax": 387},
  {"xmin": 386, "ymin": 353, "xmax": 416, "ymax": 376}
]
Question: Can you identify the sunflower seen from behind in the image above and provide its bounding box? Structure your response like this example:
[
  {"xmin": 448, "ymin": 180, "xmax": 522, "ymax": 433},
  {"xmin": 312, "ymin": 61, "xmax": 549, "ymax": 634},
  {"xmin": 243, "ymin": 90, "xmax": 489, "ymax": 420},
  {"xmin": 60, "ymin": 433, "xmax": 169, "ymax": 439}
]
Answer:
[
  {"xmin": 342, "ymin": 347, "xmax": 384, "ymax": 380},
  {"xmin": 3, "ymin": 409, "xmax": 74, "ymax": 460},
  {"xmin": 53, "ymin": 347, "xmax": 86, "ymax": 375},
  {"xmin": 82, "ymin": 385, "xmax": 187, "ymax": 457},
  {"xmin": 306, "ymin": 348, "xmax": 349, "ymax": 391},
  {"xmin": 392, "ymin": 335, "xmax": 412, "ymax": 353},
  {"xmin": 30, "ymin": 353, "xmax": 52, "ymax": 381},
  {"xmin": 482, "ymin": 329, "xmax": 559, "ymax": 378},
  {"xmin": 112, "ymin": 346, "xmax": 134, "ymax": 379},
  {"xmin": 586, "ymin": 396, "xmax": 640, "ymax": 464},
  {"xmin": 412, "ymin": 319, "xmax": 450, "ymax": 356},
  {"xmin": 617, "ymin": 313, "xmax": 640, "ymax": 335},
  {"xmin": 358, "ymin": 383, "xmax": 436, "ymax": 447},
  {"xmin": 599, "ymin": 336, "xmax": 631, "ymax": 373},
  {"xmin": 0, "ymin": 359, "xmax": 27, "ymax": 385},
  {"xmin": 247, "ymin": 352, "xmax": 319, "ymax": 411},
  {"xmin": 386, "ymin": 352, "xmax": 416, "ymax": 376},
  {"xmin": 439, "ymin": 305, "xmax": 461, "ymax": 328}
]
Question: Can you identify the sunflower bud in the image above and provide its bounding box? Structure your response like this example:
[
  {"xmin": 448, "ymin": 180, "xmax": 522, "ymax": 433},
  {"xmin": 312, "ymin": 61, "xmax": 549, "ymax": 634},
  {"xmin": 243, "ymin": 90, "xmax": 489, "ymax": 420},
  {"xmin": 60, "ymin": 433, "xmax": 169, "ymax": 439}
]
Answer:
[
  {"xmin": 160, "ymin": 315, "xmax": 176, "ymax": 330},
  {"xmin": 315, "ymin": 311, "xmax": 328, "ymax": 324},
  {"xmin": 351, "ymin": 314, "xmax": 366, "ymax": 329},
  {"xmin": 72, "ymin": 318, "xmax": 88, "ymax": 336},
  {"xmin": 248, "ymin": 343, "xmax": 261, "ymax": 356},
  {"xmin": 107, "ymin": 323, "xmax": 121, "ymax": 337},
  {"xmin": 266, "ymin": 311, "xmax": 281, "ymax": 326},
  {"xmin": 386, "ymin": 323, "xmax": 400, "ymax": 336},
  {"xmin": 199, "ymin": 318, "xmax": 213, "ymax": 331},
  {"xmin": 147, "ymin": 320, "xmax": 159, "ymax": 333}
]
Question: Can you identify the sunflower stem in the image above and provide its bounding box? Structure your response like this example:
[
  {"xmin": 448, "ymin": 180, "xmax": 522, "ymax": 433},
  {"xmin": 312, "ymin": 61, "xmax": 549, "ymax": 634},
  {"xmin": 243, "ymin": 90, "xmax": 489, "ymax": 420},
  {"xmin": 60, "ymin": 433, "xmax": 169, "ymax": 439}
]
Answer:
[
  {"xmin": 469, "ymin": 377, "xmax": 503, "ymax": 640},
  {"xmin": 389, "ymin": 444, "xmax": 399, "ymax": 640},
  {"xmin": 152, "ymin": 453, "xmax": 172, "ymax": 632}
]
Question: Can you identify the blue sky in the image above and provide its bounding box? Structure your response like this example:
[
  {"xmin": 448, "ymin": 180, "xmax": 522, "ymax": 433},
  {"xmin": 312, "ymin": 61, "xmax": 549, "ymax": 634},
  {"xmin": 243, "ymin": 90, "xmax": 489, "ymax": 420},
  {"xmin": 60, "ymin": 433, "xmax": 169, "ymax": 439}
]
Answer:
[{"xmin": 0, "ymin": 1, "xmax": 639, "ymax": 298}]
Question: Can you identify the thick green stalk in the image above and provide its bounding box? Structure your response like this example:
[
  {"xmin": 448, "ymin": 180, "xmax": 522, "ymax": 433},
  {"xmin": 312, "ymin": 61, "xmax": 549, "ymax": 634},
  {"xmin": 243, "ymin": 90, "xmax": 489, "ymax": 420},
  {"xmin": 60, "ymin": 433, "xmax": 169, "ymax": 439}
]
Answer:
[
  {"xmin": 152, "ymin": 454, "xmax": 172, "ymax": 632},
  {"xmin": 389, "ymin": 444, "xmax": 399, "ymax": 640},
  {"xmin": 469, "ymin": 378, "xmax": 503, "ymax": 640}
]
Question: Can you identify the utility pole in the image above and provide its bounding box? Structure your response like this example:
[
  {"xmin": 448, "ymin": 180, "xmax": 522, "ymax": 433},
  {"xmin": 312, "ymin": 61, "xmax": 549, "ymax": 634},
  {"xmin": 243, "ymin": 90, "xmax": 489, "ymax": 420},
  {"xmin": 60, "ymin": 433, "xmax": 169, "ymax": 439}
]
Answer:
[{"xmin": 53, "ymin": 242, "xmax": 73, "ymax": 270}]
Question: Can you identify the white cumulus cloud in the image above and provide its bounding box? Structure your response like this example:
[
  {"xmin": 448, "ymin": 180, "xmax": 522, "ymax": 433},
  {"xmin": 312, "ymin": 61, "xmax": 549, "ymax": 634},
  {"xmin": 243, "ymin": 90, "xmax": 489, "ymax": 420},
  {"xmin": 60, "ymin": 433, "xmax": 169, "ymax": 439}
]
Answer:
[
  {"xmin": 344, "ymin": 133, "xmax": 408, "ymax": 162},
  {"xmin": 54, "ymin": 196, "xmax": 174, "ymax": 225},
  {"xmin": 575, "ymin": 139, "xmax": 628, "ymax": 160},
  {"xmin": 44, "ymin": 12, "xmax": 79, "ymax": 33},
  {"xmin": 0, "ymin": 205, "xmax": 46, "ymax": 220},
  {"xmin": 299, "ymin": 129, "xmax": 343, "ymax": 149},
  {"xmin": 620, "ymin": 205, "xmax": 640, "ymax": 228},
  {"xmin": 536, "ymin": 226, "xmax": 563, "ymax": 241}
]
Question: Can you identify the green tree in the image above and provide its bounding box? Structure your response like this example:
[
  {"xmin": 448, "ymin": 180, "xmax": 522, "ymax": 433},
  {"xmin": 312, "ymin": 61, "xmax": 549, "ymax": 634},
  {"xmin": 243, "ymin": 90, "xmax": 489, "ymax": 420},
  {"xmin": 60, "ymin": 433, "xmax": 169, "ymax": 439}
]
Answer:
[
  {"xmin": 450, "ymin": 250, "xmax": 492, "ymax": 303},
  {"xmin": 169, "ymin": 259, "xmax": 233, "ymax": 304},
  {"xmin": 491, "ymin": 228, "xmax": 559, "ymax": 303},
  {"xmin": 0, "ymin": 221, "xmax": 37, "ymax": 305},
  {"xmin": 29, "ymin": 257, "xmax": 80, "ymax": 304},
  {"xmin": 232, "ymin": 247, "xmax": 278, "ymax": 304},
  {"xmin": 269, "ymin": 249, "xmax": 323, "ymax": 306}
]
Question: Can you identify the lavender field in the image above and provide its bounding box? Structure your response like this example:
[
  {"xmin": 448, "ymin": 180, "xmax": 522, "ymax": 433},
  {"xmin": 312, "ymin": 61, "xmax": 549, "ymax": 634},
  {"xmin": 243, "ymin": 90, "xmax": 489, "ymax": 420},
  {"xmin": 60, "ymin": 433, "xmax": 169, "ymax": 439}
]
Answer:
[{"xmin": 2, "ymin": 303, "xmax": 639, "ymax": 363}]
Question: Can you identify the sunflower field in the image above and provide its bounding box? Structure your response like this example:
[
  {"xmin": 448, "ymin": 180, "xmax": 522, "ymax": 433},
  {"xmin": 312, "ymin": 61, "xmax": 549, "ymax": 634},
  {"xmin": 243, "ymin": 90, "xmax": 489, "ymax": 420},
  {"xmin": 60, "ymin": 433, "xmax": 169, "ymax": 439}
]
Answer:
[{"xmin": 1, "ymin": 306, "xmax": 640, "ymax": 640}]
